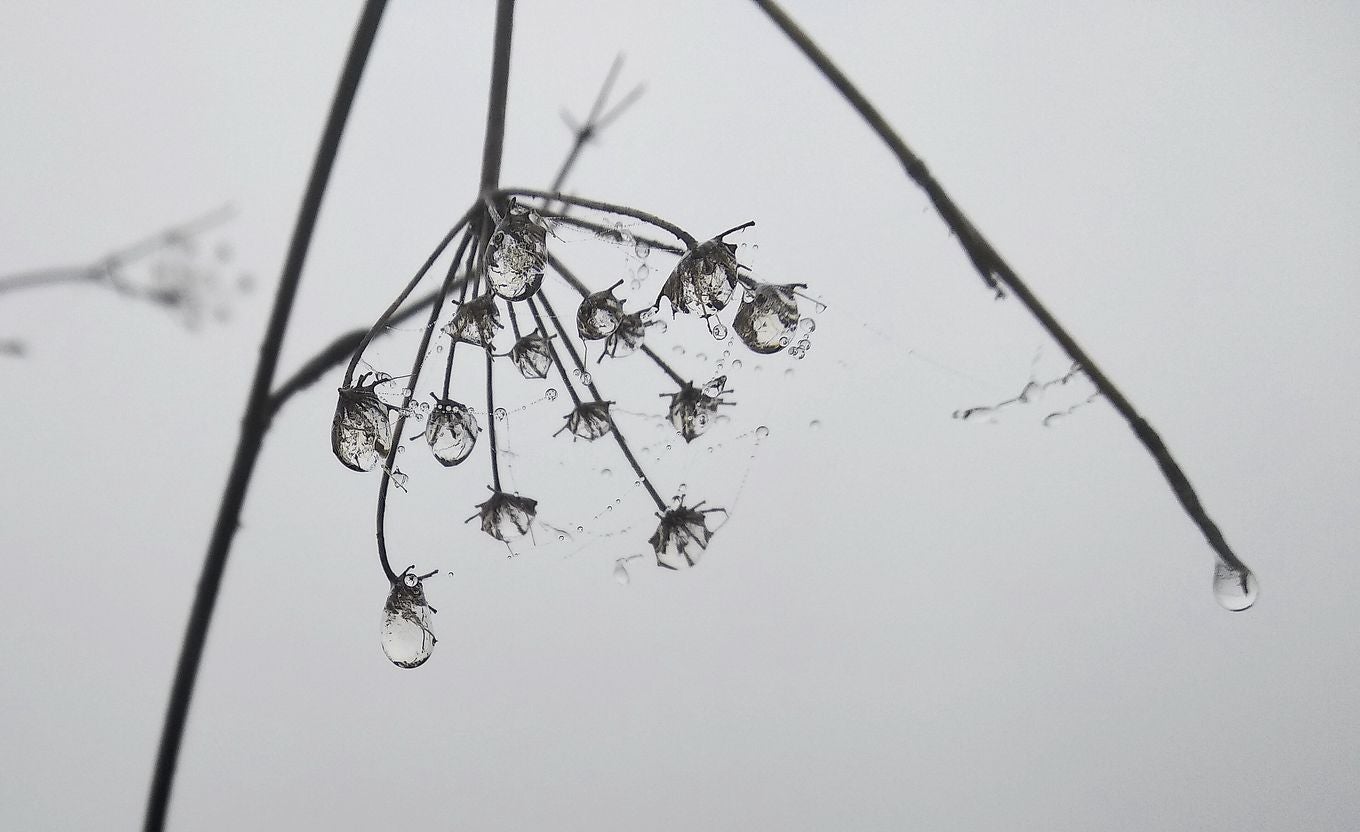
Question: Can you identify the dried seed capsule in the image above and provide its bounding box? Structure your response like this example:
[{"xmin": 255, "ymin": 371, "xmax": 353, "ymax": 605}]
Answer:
[
  {"xmin": 649, "ymin": 500, "xmax": 725, "ymax": 570},
  {"xmin": 508, "ymin": 329, "xmax": 553, "ymax": 379},
  {"xmin": 441, "ymin": 293, "xmax": 503, "ymax": 348},
  {"xmin": 331, "ymin": 376, "xmax": 393, "ymax": 472},
  {"xmin": 470, "ymin": 490, "xmax": 538, "ymax": 541},
  {"xmin": 555, "ymin": 400, "xmax": 614, "ymax": 441},
  {"xmin": 425, "ymin": 397, "xmax": 479, "ymax": 466},
  {"xmin": 601, "ymin": 310, "xmax": 648, "ymax": 360},
  {"xmin": 486, "ymin": 199, "xmax": 547, "ymax": 301},
  {"xmin": 576, "ymin": 281, "xmax": 625, "ymax": 340},
  {"xmin": 733, "ymin": 282, "xmax": 799, "ymax": 354},
  {"xmin": 381, "ymin": 567, "xmax": 437, "ymax": 669},
  {"xmin": 665, "ymin": 377, "xmax": 733, "ymax": 443},
  {"xmin": 658, "ymin": 235, "xmax": 740, "ymax": 316}
]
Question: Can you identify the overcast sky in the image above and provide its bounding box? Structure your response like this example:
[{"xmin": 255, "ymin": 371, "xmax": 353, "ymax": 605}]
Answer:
[{"xmin": 2, "ymin": 2, "xmax": 1358, "ymax": 830}]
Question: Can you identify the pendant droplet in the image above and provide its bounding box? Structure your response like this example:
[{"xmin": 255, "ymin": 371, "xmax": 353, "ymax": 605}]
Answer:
[{"xmin": 1212, "ymin": 561, "xmax": 1258, "ymax": 612}]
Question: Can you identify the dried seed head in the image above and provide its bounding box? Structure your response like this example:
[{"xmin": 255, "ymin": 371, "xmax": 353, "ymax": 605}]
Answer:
[
  {"xmin": 658, "ymin": 236, "xmax": 740, "ymax": 316},
  {"xmin": 442, "ymin": 292, "xmax": 503, "ymax": 349},
  {"xmin": 486, "ymin": 200, "xmax": 547, "ymax": 301},
  {"xmin": 425, "ymin": 397, "xmax": 480, "ymax": 466},
  {"xmin": 382, "ymin": 566, "xmax": 437, "ymax": 669},
  {"xmin": 331, "ymin": 379, "xmax": 393, "ymax": 472},
  {"xmin": 471, "ymin": 490, "xmax": 538, "ymax": 541},
  {"xmin": 601, "ymin": 310, "xmax": 648, "ymax": 360},
  {"xmin": 509, "ymin": 329, "xmax": 553, "ymax": 379},
  {"xmin": 649, "ymin": 500, "xmax": 724, "ymax": 570},
  {"xmin": 576, "ymin": 281, "xmax": 625, "ymax": 340},
  {"xmin": 555, "ymin": 400, "xmax": 615, "ymax": 441},
  {"xmin": 666, "ymin": 377, "xmax": 733, "ymax": 443},
  {"xmin": 733, "ymin": 282, "xmax": 799, "ymax": 354}
]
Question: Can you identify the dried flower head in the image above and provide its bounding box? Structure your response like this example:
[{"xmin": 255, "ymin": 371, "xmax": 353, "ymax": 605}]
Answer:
[
  {"xmin": 470, "ymin": 489, "xmax": 538, "ymax": 541},
  {"xmin": 425, "ymin": 396, "xmax": 480, "ymax": 466},
  {"xmin": 381, "ymin": 566, "xmax": 438, "ymax": 669},
  {"xmin": 601, "ymin": 310, "xmax": 649, "ymax": 360},
  {"xmin": 665, "ymin": 376, "xmax": 733, "ymax": 443},
  {"xmin": 650, "ymin": 499, "xmax": 725, "ymax": 570},
  {"xmin": 331, "ymin": 374, "xmax": 394, "ymax": 472},
  {"xmin": 441, "ymin": 292, "xmax": 503, "ymax": 348},
  {"xmin": 733, "ymin": 282, "xmax": 799, "ymax": 354},
  {"xmin": 486, "ymin": 199, "xmax": 547, "ymax": 301},
  {"xmin": 508, "ymin": 329, "xmax": 553, "ymax": 379},
  {"xmin": 658, "ymin": 236, "xmax": 740, "ymax": 316},
  {"xmin": 576, "ymin": 280, "xmax": 625, "ymax": 340},
  {"xmin": 555, "ymin": 400, "xmax": 615, "ymax": 441}
]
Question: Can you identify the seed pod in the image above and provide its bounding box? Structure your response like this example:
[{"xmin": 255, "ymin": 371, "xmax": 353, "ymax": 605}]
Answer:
[
  {"xmin": 471, "ymin": 490, "xmax": 538, "ymax": 541},
  {"xmin": 331, "ymin": 377, "xmax": 393, "ymax": 472},
  {"xmin": 441, "ymin": 293, "xmax": 503, "ymax": 348},
  {"xmin": 555, "ymin": 400, "xmax": 614, "ymax": 441},
  {"xmin": 650, "ymin": 500, "xmax": 724, "ymax": 570},
  {"xmin": 381, "ymin": 567, "xmax": 437, "ymax": 669},
  {"xmin": 665, "ymin": 377, "xmax": 733, "ymax": 443},
  {"xmin": 486, "ymin": 199, "xmax": 547, "ymax": 301},
  {"xmin": 658, "ymin": 237, "xmax": 739, "ymax": 316},
  {"xmin": 601, "ymin": 310, "xmax": 648, "ymax": 359},
  {"xmin": 425, "ymin": 397, "xmax": 479, "ymax": 466},
  {"xmin": 577, "ymin": 281, "xmax": 625, "ymax": 340},
  {"xmin": 508, "ymin": 329, "xmax": 553, "ymax": 379},
  {"xmin": 733, "ymin": 282, "xmax": 799, "ymax": 354}
]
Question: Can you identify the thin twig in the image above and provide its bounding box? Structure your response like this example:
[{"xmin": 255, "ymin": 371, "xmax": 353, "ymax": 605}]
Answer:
[
  {"xmin": 499, "ymin": 188, "xmax": 698, "ymax": 249},
  {"xmin": 750, "ymin": 0, "xmax": 1249, "ymax": 575},
  {"xmin": 479, "ymin": 0, "xmax": 516, "ymax": 194},
  {"xmin": 143, "ymin": 4, "xmax": 387, "ymax": 831}
]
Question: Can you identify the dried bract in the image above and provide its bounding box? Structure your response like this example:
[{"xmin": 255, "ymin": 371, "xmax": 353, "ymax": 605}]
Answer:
[
  {"xmin": 576, "ymin": 281, "xmax": 625, "ymax": 340},
  {"xmin": 666, "ymin": 377, "xmax": 733, "ymax": 443},
  {"xmin": 381, "ymin": 567, "xmax": 437, "ymax": 669},
  {"xmin": 441, "ymin": 292, "xmax": 502, "ymax": 348},
  {"xmin": 508, "ymin": 329, "xmax": 553, "ymax": 379},
  {"xmin": 425, "ymin": 397, "xmax": 480, "ymax": 466},
  {"xmin": 331, "ymin": 379, "xmax": 393, "ymax": 472},
  {"xmin": 486, "ymin": 200, "xmax": 547, "ymax": 301},
  {"xmin": 471, "ymin": 490, "xmax": 538, "ymax": 541},
  {"xmin": 650, "ymin": 500, "xmax": 723, "ymax": 570},
  {"xmin": 556, "ymin": 400, "xmax": 615, "ymax": 441},
  {"xmin": 658, "ymin": 237, "xmax": 739, "ymax": 316},
  {"xmin": 733, "ymin": 282, "xmax": 799, "ymax": 354}
]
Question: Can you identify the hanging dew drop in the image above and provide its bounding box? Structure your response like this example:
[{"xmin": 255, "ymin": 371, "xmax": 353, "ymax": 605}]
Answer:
[{"xmin": 1212, "ymin": 562, "xmax": 1259, "ymax": 611}]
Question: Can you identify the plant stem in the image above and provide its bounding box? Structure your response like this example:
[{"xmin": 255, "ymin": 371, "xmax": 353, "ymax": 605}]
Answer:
[
  {"xmin": 142, "ymin": 4, "xmax": 387, "ymax": 830},
  {"xmin": 479, "ymin": 0, "xmax": 516, "ymax": 194},
  {"xmin": 499, "ymin": 188, "xmax": 698, "ymax": 249},
  {"xmin": 750, "ymin": 0, "xmax": 1249, "ymax": 575}
]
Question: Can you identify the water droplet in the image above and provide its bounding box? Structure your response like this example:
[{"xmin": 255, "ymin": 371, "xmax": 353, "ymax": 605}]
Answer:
[
  {"xmin": 696, "ymin": 353, "xmax": 707, "ymax": 363},
  {"xmin": 1212, "ymin": 562, "xmax": 1259, "ymax": 611},
  {"xmin": 494, "ymin": 407, "xmax": 508, "ymax": 421},
  {"xmin": 601, "ymin": 468, "xmax": 612, "ymax": 477},
  {"xmin": 545, "ymin": 388, "xmax": 558, "ymax": 401},
  {"xmin": 606, "ymin": 504, "xmax": 613, "ymax": 512},
  {"xmin": 558, "ymin": 533, "xmax": 566, "ymax": 541},
  {"xmin": 634, "ymin": 479, "xmax": 642, "ymax": 487},
  {"xmin": 435, "ymin": 344, "xmax": 444, "ymax": 353},
  {"xmin": 637, "ymin": 263, "xmax": 650, "ymax": 280},
  {"xmin": 708, "ymin": 320, "xmax": 728, "ymax": 340},
  {"xmin": 634, "ymin": 241, "xmax": 651, "ymax": 259},
  {"xmin": 579, "ymin": 372, "xmax": 592, "ymax": 385},
  {"xmin": 731, "ymin": 358, "xmax": 743, "ymax": 370},
  {"xmin": 784, "ymin": 368, "xmax": 794, "ymax": 378},
  {"xmin": 631, "ymin": 280, "xmax": 642, "ymax": 290},
  {"xmin": 799, "ymin": 317, "xmax": 816, "ymax": 333},
  {"xmin": 576, "ymin": 524, "xmax": 585, "ymax": 533},
  {"xmin": 809, "ymin": 419, "xmax": 821, "ymax": 429},
  {"xmin": 613, "ymin": 561, "xmax": 631, "ymax": 586},
  {"xmin": 797, "ymin": 338, "xmax": 810, "ymax": 350},
  {"xmin": 796, "ymin": 351, "xmax": 806, "ymax": 360},
  {"xmin": 755, "ymin": 425, "xmax": 770, "ymax": 439},
  {"xmin": 778, "ymin": 336, "xmax": 790, "ymax": 347},
  {"xmin": 673, "ymin": 345, "xmax": 685, "ymax": 355},
  {"xmin": 396, "ymin": 445, "xmax": 405, "ymax": 455}
]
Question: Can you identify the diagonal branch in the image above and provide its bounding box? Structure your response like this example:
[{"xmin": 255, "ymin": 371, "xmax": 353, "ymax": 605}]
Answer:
[{"xmin": 750, "ymin": 0, "xmax": 1250, "ymax": 576}]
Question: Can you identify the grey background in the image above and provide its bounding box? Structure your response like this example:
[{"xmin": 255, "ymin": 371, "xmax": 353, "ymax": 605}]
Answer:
[{"xmin": 2, "ymin": 1, "xmax": 1357, "ymax": 829}]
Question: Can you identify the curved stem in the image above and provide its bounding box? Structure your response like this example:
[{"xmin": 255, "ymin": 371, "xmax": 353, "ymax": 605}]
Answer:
[
  {"xmin": 498, "ymin": 188, "xmax": 698, "ymax": 249},
  {"xmin": 485, "ymin": 349, "xmax": 502, "ymax": 491},
  {"xmin": 440, "ymin": 234, "xmax": 476, "ymax": 399},
  {"xmin": 750, "ymin": 0, "xmax": 1248, "ymax": 574},
  {"xmin": 526, "ymin": 295, "xmax": 584, "ymax": 408},
  {"xmin": 343, "ymin": 209, "xmax": 475, "ymax": 386},
  {"xmin": 143, "ymin": 4, "xmax": 387, "ymax": 830},
  {"xmin": 537, "ymin": 210, "xmax": 684, "ymax": 255}
]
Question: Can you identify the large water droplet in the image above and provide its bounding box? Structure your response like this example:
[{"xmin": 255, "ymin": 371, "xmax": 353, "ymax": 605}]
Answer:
[
  {"xmin": 1212, "ymin": 562, "xmax": 1259, "ymax": 611},
  {"xmin": 381, "ymin": 577, "xmax": 436, "ymax": 668}
]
